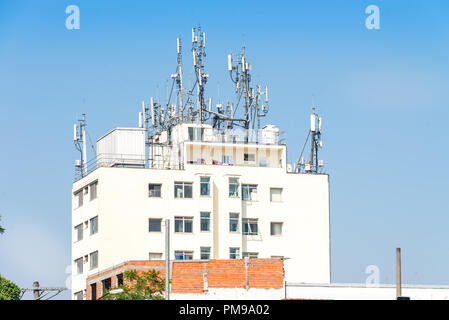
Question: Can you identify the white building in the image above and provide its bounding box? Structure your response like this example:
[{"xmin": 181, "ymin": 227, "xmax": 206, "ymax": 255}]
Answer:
[{"xmin": 71, "ymin": 122, "xmax": 331, "ymax": 300}]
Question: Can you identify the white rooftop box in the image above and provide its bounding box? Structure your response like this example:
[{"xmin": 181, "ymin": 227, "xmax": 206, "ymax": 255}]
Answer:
[{"xmin": 97, "ymin": 127, "xmax": 145, "ymax": 168}]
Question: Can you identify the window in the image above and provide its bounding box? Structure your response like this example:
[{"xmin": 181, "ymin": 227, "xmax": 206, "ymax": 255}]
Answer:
[
  {"xmin": 90, "ymin": 283, "xmax": 97, "ymax": 300},
  {"xmin": 270, "ymin": 188, "xmax": 283, "ymax": 202},
  {"xmin": 243, "ymin": 252, "xmax": 259, "ymax": 259},
  {"xmin": 149, "ymin": 252, "xmax": 162, "ymax": 260},
  {"xmin": 200, "ymin": 177, "xmax": 210, "ymax": 196},
  {"xmin": 243, "ymin": 218, "xmax": 258, "ymax": 235},
  {"xmin": 188, "ymin": 127, "xmax": 204, "ymax": 141},
  {"xmin": 175, "ymin": 216, "xmax": 193, "ymax": 233},
  {"xmin": 117, "ymin": 273, "xmax": 123, "ymax": 287},
  {"xmin": 244, "ymin": 153, "xmax": 255, "ymax": 162},
  {"xmin": 242, "ymin": 184, "xmax": 258, "ymax": 201},
  {"xmin": 75, "ymin": 190, "xmax": 83, "ymax": 208},
  {"xmin": 89, "ymin": 251, "xmax": 98, "ymax": 270},
  {"xmin": 90, "ymin": 216, "xmax": 98, "ymax": 235},
  {"xmin": 200, "ymin": 212, "xmax": 210, "ymax": 232},
  {"xmin": 201, "ymin": 247, "xmax": 211, "ymax": 260},
  {"xmin": 271, "ymin": 222, "xmax": 283, "ymax": 236},
  {"xmin": 174, "ymin": 182, "xmax": 193, "ymax": 199},
  {"xmin": 102, "ymin": 278, "xmax": 111, "ymax": 294},
  {"xmin": 90, "ymin": 181, "xmax": 98, "ymax": 201},
  {"xmin": 229, "ymin": 213, "xmax": 239, "ymax": 232},
  {"xmin": 229, "ymin": 247, "xmax": 240, "ymax": 259},
  {"xmin": 149, "ymin": 184, "xmax": 162, "ymax": 197},
  {"xmin": 222, "ymin": 155, "xmax": 233, "ymax": 165},
  {"xmin": 175, "ymin": 251, "xmax": 193, "ymax": 260},
  {"xmin": 75, "ymin": 224, "xmax": 83, "ymax": 242},
  {"xmin": 74, "ymin": 291, "xmax": 83, "ymax": 300},
  {"xmin": 149, "ymin": 219, "xmax": 162, "ymax": 232},
  {"xmin": 229, "ymin": 178, "xmax": 239, "ymax": 197},
  {"xmin": 75, "ymin": 257, "xmax": 83, "ymax": 274}
]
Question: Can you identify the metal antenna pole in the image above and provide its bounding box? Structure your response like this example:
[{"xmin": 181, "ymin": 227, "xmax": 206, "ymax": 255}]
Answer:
[{"xmin": 396, "ymin": 248, "xmax": 402, "ymax": 298}]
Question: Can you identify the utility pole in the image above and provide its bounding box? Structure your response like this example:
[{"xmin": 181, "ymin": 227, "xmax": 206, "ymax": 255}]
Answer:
[
  {"xmin": 165, "ymin": 219, "xmax": 170, "ymax": 300},
  {"xmin": 396, "ymin": 248, "xmax": 401, "ymax": 298}
]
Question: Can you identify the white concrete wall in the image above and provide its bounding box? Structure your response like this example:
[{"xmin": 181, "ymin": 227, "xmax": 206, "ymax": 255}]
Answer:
[
  {"xmin": 285, "ymin": 283, "xmax": 449, "ymax": 300},
  {"xmin": 71, "ymin": 165, "xmax": 330, "ymax": 299}
]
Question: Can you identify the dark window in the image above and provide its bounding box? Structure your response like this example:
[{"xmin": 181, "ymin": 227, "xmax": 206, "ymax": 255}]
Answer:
[
  {"xmin": 102, "ymin": 278, "xmax": 111, "ymax": 294},
  {"xmin": 90, "ymin": 216, "xmax": 98, "ymax": 235},
  {"xmin": 174, "ymin": 182, "xmax": 193, "ymax": 199},
  {"xmin": 175, "ymin": 217, "xmax": 193, "ymax": 233},
  {"xmin": 149, "ymin": 184, "xmax": 162, "ymax": 197},
  {"xmin": 200, "ymin": 212, "xmax": 210, "ymax": 232},
  {"xmin": 90, "ymin": 283, "xmax": 97, "ymax": 300},
  {"xmin": 200, "ymin": 177, "xmax": 210, "ymax": 196},
  {"xmin": 117, "ymin": 273, "xmax": 123, "ymax": 287},
  {"xmin": 243, "ymin": 218, "xmax": 258, "ymax": 235},
  {"xmin": 149, "ymin": 219, "xmax": 162, "ymax": 232}
]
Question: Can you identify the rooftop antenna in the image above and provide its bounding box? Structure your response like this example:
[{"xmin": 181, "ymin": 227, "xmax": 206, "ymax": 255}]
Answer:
[
  {"xmin": 191, "ymin": 26, "xmax": 208, "ymax": 124},
  {"xmin": 74, "ymin": 113, "xmax": 87, "ymax": 177},
  {"xmin": 297, "ymin": 96, "xmax": 324, "ymax": 173}
]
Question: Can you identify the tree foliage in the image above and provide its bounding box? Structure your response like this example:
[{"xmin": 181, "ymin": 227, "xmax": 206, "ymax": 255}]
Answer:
[
  {"xmin": 0, "ymin": 274, "xmax": 21, "ymax": 300},
  {"xmin": 102, "ymin": 269, "xmax": 165, "ymax": 300}
]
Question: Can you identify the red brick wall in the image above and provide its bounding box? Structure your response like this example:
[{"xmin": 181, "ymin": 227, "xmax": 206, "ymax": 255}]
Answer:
[
  {"xmin": 207, "ymin": 259, "xmax": 247, "ymax": 289},
  {"xmin": 86, "ymin": 258, "xmax": 284, "ymax": 299}
]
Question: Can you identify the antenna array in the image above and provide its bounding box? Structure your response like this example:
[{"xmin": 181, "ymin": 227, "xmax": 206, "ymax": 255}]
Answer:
[{"xmin": 296, "ymin": 101, "xmax": 324, "ymax": 173}]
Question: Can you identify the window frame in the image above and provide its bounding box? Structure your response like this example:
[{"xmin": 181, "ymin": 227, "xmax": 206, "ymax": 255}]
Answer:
[
  {"xmin": 89, "ymin": 181, "xmax": 98, "ymax": 201},
  {"xmin": 149, "ymin": 183, "xmax": 162, "ymax": 197},
  {"xmin": 229, "ymin": 178, "xmax": 240, "ymax": 198},
  {"xmin": 174, "ymin": 250, "xmax": 194, "ymax": 260},
  {"xmin": 242, "ymin": 218, "xmax": 259, "ymax": 235},
  {"xmin": 229, "ymin": 213, "xmax": 239, "ymax": 233},
  {"xmin": 270, "ymin": 188, "xmax": 283, "ymax": 202},
  {"xmin": 89, "ymin": 251, "xmax": 98, "ymax": 270},
  {"xmin": 149, "ymin": 218, "xmax": 162, "ymax": 232},
  {"xmin": 229, "ymin": 247, "xmax": 240, "ymax": 259},
  {"xmin": 200, "ymin": 177, "xmax": 210, "ymax": 196},
  {"xmin": 270, "ymin": 222, "xmax": 283, "ymax": 236},
  {"xmin": 174, "ymin": 181, "xmax": 193, "ymax": 199},
  {"xmin": 75, "ymin": 257, "xmax": 83, "ymax": 275},
  {"xmin": 174, "ymin": 216, "xmax": 194, "ymax": 233},
  {"xmin": 243, "ymin": 252, "xmax": 259, "ymax": 259},
  {"xmin": 242, "ymin": 184, "xmax": 258, "ymax": 201},
  {"xmin": 200, "ymin": 212, "xmax": 211, "ymax": 232},
  {"xmin": 200, "ymin": 247, "xmax": 211, "ymax": 260},
  {"xmin": 75, "ymin": 223, "xmax": 83, "ymax": 242}
]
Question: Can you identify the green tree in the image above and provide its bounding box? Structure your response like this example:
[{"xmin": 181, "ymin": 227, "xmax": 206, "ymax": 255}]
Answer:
[
  {"xmin": 102, "ymin": 269, "xmax": 165, "ymax": 300},
  {"xmin": 0, "ymin": 274, "xmax": 21, "ymax": 300}
]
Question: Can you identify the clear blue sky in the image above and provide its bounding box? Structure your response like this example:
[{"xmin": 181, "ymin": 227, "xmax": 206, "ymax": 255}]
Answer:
[{"xmin": 0, "ymin": 0, "xmax": 448, "ymax": 299}]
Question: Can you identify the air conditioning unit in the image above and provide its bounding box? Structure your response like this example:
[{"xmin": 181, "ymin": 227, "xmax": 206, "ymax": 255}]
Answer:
[{"xmin": 75, "ymin": 160, "xmax": 81, "ymax": 167}]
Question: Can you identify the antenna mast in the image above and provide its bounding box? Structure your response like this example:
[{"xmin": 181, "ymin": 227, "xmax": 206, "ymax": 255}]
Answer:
[
  {"xmin": 74, "ymin": 113, "xmax": 87, "ymax": 177},
  {"xmin": 297, "ymin": 99, "xmax": 324, "ymax": 173}
]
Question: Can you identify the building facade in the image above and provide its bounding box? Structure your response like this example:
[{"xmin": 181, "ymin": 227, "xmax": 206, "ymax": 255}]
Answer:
[{"xmin": 71, "ymin": 123, "xmax": 330, "ymax": 300}]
